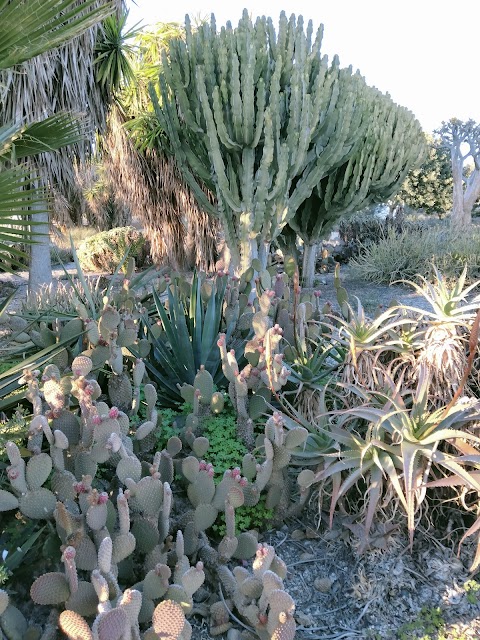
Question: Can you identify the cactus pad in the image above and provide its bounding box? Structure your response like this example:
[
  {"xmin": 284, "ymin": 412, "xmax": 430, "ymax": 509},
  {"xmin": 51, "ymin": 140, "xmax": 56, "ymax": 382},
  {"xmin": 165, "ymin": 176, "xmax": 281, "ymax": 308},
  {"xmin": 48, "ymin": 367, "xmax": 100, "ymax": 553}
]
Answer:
[
  {"xmin": 26, "ymin": 453, "xmax": 52, "ymax": 490},
  {"xmin": 30, "ymin": 572, "xmax": 70, "ymax": 605},
  {"xmin": 152, "ymin": 599, "xmax": 186, "ymax": 637},
  {"xmin": 60, "ymin": 611, "xmax": 93, "ymax": 640},
  {"xmin": 0, "ymin": 489, "xmax": 19, "ymax": 512},
  {"xmin": 19, "ymin": 488, "xmax": 56, "ymax": 519}
]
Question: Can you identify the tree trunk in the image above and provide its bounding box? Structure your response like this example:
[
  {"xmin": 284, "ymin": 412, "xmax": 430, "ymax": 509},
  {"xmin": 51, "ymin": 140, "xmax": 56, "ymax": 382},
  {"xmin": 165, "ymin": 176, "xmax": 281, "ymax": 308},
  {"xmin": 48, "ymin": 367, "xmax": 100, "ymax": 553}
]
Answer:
[
  {"xmin": 258, "ymin": 241, "xmax": 270, "ymax": 271},
  {"xmin": 28, "ymin": 207, "xmax": 52, "ymax": 294},
  {"xmin": 449, "ymin": 149, "xmax": 480, "ymax": 228},
  {"xmin": 302, "ymin": 242, "xmax": 318, "ymax": 288}
]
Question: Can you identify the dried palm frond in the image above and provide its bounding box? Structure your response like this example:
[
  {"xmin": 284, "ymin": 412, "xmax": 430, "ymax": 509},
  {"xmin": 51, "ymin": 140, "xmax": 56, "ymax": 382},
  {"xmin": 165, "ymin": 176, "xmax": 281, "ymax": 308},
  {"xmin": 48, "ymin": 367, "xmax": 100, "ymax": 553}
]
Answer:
[{"xmin": 102, "ymin": 106, "xmax": 219, "ymax": 270}]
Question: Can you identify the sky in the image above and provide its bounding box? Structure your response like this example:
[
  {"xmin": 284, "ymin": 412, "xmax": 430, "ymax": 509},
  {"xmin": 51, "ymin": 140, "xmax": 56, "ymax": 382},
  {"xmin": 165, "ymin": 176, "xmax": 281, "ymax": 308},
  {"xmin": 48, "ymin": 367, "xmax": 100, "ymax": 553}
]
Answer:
[{"xmin": 126, "ymin": 0, "xmax": 480, "ymax": 134}]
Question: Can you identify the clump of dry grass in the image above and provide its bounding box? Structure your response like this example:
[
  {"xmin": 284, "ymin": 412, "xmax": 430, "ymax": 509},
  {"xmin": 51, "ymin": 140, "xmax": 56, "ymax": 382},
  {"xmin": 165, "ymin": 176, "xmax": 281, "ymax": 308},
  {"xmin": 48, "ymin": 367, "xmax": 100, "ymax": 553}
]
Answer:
[{"xmin": 349, "ymin": 225, "xmax": 480, "ymax": 284}]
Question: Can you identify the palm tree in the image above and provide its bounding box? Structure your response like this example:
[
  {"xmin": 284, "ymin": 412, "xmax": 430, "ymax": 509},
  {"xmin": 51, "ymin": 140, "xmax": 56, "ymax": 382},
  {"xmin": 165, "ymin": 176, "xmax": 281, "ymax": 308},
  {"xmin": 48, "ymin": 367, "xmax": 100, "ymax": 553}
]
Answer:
[
  {"xmin": 101, "ymin": 22, "xmax": 219, "ymax": 271},
  {"xmin": 0, "ymin": 0, "xmax": 121, "ymax": 288}
]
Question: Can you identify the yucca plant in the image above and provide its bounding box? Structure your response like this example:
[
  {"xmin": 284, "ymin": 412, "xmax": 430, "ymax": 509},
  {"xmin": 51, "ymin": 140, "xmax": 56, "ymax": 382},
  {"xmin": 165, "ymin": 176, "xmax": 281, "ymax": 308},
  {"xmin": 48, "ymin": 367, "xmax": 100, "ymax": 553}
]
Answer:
[{"xmin": 94, "ymin": 10, "xmax": 139, "ymax": 95}]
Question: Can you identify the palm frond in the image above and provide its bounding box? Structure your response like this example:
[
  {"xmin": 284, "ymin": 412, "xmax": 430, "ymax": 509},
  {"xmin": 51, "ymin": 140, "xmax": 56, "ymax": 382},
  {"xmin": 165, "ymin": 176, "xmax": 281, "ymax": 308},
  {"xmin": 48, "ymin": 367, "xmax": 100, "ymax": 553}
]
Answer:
[
  {"xmin": 0, "ymin": 166, "xmax": 49, "ymax": 271},
  {"xmin": 0, "ymin": 113, "xmax": 84, "ymax": 160},
  {"xmin": 0, "ymin": 0, "xmax": 114, "ymax": 69}
]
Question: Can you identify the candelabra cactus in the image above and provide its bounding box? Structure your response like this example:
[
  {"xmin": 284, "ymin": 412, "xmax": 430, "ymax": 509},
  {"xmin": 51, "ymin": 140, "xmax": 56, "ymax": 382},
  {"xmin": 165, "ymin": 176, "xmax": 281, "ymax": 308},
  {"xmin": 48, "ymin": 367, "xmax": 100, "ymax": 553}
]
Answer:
[{"xmin": 155, "ymin": 10, "xmax": 421, "ymax": 276}]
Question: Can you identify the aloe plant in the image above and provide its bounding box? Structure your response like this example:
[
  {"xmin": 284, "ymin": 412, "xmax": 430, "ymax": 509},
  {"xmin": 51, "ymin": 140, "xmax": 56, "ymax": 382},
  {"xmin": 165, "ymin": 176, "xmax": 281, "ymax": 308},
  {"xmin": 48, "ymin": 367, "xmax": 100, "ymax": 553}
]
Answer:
[{"xmin": 296, "ymin": 367, "xmax": 480, "ymax": 551}]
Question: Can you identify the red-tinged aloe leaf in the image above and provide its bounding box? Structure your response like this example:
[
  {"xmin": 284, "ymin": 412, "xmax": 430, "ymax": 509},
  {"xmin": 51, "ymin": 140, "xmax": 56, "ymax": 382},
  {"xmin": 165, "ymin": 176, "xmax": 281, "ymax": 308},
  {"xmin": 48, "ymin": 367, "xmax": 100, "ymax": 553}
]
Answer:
[
  {"xmin": 421, "ymin": 429, "xmax": 480, "ymax": 447},
  {"xmin": 364, "ymin": 465, "xmax": 383, "ymax": 541},
  {"xmin": 432, "ymin": 454, "xmax": 480, "ymax": 492},
  {"xmin": 458, "ymin": 511, "xmax": 480, "ymax": 564},
  {"xmin": 452, "ymin": 440, "xmax": 480, "ymax": 456},
  {"xmin": 380, "ymin": 453, "xmax": 408, "ymax": 511},
  {"xmin": 370, "ymin": 439, "xmax": 400, "ymax": 456},
  {"xmin": 426, "ymin": 472, "xmax": 480, "ymax": 489},
  {"xmin": 335, "ymin": 463, "xmax": 375, "ymax": 505},
  {"xmin": 329, "ymin": 472, "xmax": 341, "ymax": 528},
  {"xmin": 400, "ymin": 441, "xmax": 424, "ymax": 549},
  {"xmin": 316, "ymin": 457, "xmax": 362, "ymax": 481},
  {"xmin": 468, "ymin": 538, "xmax": 480, "ymax": 573}
]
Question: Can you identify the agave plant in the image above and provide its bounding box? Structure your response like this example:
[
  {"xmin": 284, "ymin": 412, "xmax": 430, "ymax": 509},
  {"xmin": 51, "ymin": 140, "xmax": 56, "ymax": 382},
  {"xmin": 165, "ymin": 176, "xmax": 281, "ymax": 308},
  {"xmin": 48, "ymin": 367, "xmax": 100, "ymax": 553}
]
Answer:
[{"xmin": 139, "ymin": 272, "xmax": 233, "ymax": 406}]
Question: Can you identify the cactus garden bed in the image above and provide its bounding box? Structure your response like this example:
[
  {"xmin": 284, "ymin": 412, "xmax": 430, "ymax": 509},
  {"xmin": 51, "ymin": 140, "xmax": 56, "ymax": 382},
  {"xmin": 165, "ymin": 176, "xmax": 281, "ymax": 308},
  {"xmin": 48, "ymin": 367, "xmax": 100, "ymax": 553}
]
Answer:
[{"xmin": 1, "ymin": 259, "xmax": 480, "ymax": 640}]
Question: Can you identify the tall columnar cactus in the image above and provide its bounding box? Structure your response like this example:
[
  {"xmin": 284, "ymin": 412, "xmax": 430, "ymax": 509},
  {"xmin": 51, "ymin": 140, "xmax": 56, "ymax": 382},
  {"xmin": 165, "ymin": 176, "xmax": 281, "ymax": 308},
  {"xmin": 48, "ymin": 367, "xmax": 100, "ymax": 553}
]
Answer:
[
  {"xmin": 155, "ymin": 11, "xmax": 374, "ymax": 273},
  {"xmin": 286, "ymin": 88, "xmax": 427, "ymax": 286}
]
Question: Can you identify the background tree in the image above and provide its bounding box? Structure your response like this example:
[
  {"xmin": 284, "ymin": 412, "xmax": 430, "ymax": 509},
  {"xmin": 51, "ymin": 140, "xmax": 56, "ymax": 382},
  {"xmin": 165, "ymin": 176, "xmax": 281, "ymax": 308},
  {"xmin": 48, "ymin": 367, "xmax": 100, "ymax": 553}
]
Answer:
[
  {"xmin": 396, "ymin": 135, "xmax": 452, "ymax": 217},
  {"xmin": 285, "ymin": 90, "xmax": 426, "ymax": 286},
  {"xmin": 155, "ymin": 11, "xmax": 425, "ymax": 275},
  {"xmin": 100, "ymin": 22, "xmax": 219, "ymax": 270},
  {"xmin": 0, "ymin": 0, "xmax": 114, "ymax": 283},
  {"xmin": 437, "ymin": 118, "xmax": 480, "ymax": 228}
]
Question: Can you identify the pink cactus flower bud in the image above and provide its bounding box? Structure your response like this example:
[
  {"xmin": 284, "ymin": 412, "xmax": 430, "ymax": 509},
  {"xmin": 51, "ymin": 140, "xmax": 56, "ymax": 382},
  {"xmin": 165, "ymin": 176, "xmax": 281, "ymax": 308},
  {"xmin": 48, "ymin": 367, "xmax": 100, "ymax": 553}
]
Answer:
[
  {"xmin": 314, "ymin": 290, "xmax": 321, "ymax": 297},
  {"xmin": 239, "ymin": 477, "xmax": 248, "ymax": 487},
  {"xmin": 7, "ymin": 467, "xmax": 19, "ymax": 480},
  {"xmin": 267, "ymin": 290, "xmax": 275, "ymax": 298},
  {"xmin": 62, "ymin": 546, "xmax": 76, "ymax": 561},
  {"xmin": 92, "ymin": 415, "xmax": 101, "ymax": 426},
  {"xmin": 98, "ymin": 492, "xmax": 108, "ymax": 505},
  {"xmin": 195, "ymin": 389, "xmax": 201, "ymax": 397},
  {"xmin": 84, "ymin": 385, "xmax": 94, "ymax": 395},
  {"xmin": 109, "ymin": 407, "xmax": 119, "ymax": 419},
  {"xmin": 207, "ymin": 468, "xmax": 214, "ymax": 477}
]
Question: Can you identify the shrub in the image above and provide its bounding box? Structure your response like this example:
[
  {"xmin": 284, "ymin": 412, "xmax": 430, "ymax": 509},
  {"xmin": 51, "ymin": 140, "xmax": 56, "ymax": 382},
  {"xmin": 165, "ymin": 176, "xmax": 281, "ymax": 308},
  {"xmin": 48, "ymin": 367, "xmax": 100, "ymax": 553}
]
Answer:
[
  {"xmin": 337, "ymin": 212, "xmax": 430, "ymax": 259},
  {"xmin": 348, "ymin": 225, "xmax": 480, "ymax": 284},
  {"xmin": 76, "ymin": 226, "xmax": 149, "ymax": 273}
]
